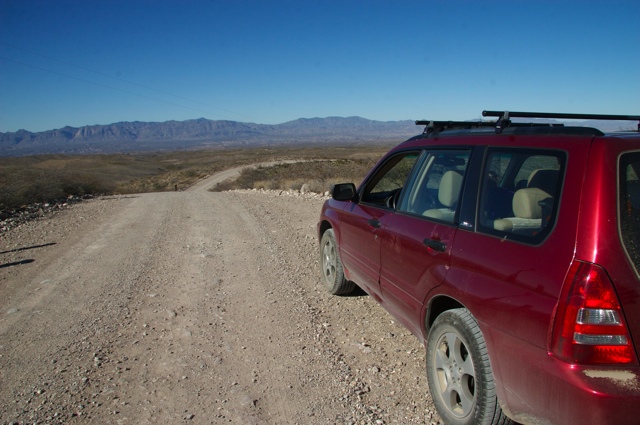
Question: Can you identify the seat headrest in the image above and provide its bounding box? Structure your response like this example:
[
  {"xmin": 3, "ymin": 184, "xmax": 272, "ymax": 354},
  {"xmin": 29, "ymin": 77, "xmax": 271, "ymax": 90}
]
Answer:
[
  {"xmin": 528, "ymin": 169, "xmax": 559, "ymax": 196},
  {"xmin": 438, "ymin": 171, "xmax": 463, "ymax": 208},
  {"xmin": 513, "ymin": 187, "xmax": 550, "ymax": 219}
]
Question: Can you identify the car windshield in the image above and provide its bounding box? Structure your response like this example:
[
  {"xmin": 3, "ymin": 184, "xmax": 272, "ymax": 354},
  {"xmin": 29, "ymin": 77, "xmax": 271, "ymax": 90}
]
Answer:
[{"xmin": 620, "ymin": 152, "xmax": 640, "ymax": 273}]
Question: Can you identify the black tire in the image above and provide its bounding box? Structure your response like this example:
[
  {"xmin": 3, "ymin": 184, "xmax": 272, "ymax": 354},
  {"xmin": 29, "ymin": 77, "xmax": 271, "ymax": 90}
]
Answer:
[
  {"xmin": 426, "ymin": 308, "xmax": 513, "ymax": 425},
  {"xmin": 319, "ymin": 229, "xmax": 355, "ymax": 295}
]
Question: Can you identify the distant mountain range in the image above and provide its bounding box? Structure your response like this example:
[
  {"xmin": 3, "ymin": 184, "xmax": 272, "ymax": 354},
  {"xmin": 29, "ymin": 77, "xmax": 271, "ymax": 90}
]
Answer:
[
  {"xmin": 0, "ymin": 117, "xmax": 418, "ymax": 156},
  {"xmin": 1, "ymin": 116, "xmax": 636, "ymax": 157}
]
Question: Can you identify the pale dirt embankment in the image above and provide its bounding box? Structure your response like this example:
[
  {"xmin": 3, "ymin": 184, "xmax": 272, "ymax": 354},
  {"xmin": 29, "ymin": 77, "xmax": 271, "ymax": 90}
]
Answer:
[{"xmin": 0, "ymin": 168, "xmax": 441, "ymax": 424}]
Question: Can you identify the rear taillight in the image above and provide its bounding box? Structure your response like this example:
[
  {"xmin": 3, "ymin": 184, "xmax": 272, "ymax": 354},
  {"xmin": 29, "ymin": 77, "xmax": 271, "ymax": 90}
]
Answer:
[{"xmin": 551, "ymin": 260, "xmax": 637, "ymax": 364}]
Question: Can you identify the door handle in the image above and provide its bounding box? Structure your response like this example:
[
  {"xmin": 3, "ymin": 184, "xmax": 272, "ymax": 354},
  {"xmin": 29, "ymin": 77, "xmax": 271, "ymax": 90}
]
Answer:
[
  {"xmin": 423, "ymin": 238, "xmax": 446, "ymax": 252},
  {"xmin": 368, "ymin": 219, "xmax": 381, "ymax": 228}
]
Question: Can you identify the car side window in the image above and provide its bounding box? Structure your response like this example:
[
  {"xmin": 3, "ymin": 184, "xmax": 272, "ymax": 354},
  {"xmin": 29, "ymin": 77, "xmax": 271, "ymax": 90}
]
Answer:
[
  {"xmin": 478, "ymin": 148, "xmax": 565, "ymax": 242},
  {"xmin": 360, "ymin": 152, "xmax": 419, "ymax": 207},
  {"xmin": 398, "ymin": 150, "xmax": 471, "ymax": 223},
  {"xmin": 619, "ymin": 152, "xmax": 640, "ymax": 272}
]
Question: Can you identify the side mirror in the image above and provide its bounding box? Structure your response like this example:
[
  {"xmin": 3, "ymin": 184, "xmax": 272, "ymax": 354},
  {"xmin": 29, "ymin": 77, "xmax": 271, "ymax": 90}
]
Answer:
[{"xmin": 331, "ymin": 183, "xmax": 357, "ymax": 201}]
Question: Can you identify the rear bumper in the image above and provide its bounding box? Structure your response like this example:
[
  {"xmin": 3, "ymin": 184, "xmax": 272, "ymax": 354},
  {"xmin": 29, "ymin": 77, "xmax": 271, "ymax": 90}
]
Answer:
[{"xmin": 490, "ymin": 332, "xmax": 640, "ymax": 425}]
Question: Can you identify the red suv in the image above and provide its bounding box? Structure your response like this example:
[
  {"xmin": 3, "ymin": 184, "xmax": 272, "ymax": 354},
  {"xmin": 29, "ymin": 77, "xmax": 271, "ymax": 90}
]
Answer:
[{"xmin": 318, "ymin": 111, "xmax": 640, "ymax": 425}]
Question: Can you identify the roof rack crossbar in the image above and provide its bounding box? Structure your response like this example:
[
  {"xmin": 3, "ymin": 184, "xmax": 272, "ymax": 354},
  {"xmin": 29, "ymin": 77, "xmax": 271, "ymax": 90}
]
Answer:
[
  {"xmin": 415, "ymin": 111, "xmax": 639, "ymax": 136},
  {"xmin": 484, "ymin": 110, "xmax": 640, "ymax": 132},
  {"xmin": 415, "ymin": 119, "xmax": 564, "ymax": 135},
  {"xmin": 483, "ymin": 110, "xmax": 640, "ymax": 121}
]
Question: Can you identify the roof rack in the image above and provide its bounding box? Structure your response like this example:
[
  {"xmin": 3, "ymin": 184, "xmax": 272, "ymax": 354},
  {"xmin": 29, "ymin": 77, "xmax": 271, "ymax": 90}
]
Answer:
[
  {"xmin": 416, "ymin": 111, "xmax": 640, "ymax": 136},
  {"xmin": 482, "ymin": 110, "xmax": 640, "ymax": 134},
  {"xmin": 414, "ymin": 119, "xmax": 564, "ymax": 135}
]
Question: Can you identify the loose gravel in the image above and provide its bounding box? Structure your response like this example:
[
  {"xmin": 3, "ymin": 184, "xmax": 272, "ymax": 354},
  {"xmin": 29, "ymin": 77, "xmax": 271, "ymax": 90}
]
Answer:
[{"xmin": 0, "ymin": 183, "xmax": 442, "ymax": 424}]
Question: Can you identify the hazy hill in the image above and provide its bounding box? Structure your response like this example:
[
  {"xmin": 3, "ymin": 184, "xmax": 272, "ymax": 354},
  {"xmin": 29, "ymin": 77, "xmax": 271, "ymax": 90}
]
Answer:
[
  {"xmin": 2, "ymin": 116, "xmax": 635, "ymax": 157},
  {"xmin": 0, "ymin": 117, "xmax": 418, "ymax": 157}
]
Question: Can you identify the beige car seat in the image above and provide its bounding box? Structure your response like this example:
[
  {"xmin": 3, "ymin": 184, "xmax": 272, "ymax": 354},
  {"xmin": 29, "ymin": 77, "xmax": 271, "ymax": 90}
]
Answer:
[
  {"xmin": 423, "ymin": 171, "xmax": 463, "ymax": 222},
  {"xmin": 493, "ymin": 187, "xmax": 550, "ymax": 233}
]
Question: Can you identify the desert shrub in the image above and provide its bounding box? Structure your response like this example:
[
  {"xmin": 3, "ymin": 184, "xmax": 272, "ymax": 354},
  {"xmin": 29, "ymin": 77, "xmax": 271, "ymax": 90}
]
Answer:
[
  {"xmin": 60, "ymin": 173, "xmax": 114, "ymax": 197},
  {"xmin": 209, "ymin": 158, "xmax": 379, "ymax": 193},
  {"xmin": 0, "ymin": 167, "xmax": 114, "ymax": 211}
]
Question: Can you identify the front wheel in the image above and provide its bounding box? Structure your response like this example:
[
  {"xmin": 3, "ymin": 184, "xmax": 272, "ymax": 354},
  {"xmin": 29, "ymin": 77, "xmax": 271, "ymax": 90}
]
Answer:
[
  {"xmin": 319, "ymin": 229, "xmax": 354, "ymax": 295},
  {"xmin": 426, "ymin": 308, "xmax": 513, "ymax": 425}
]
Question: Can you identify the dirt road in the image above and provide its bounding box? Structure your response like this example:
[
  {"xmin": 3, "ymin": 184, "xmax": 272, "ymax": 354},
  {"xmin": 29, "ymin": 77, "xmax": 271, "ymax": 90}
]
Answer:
[{"xmin": 0, "ymin": 170, "xmax": 440, "ymax": 424}]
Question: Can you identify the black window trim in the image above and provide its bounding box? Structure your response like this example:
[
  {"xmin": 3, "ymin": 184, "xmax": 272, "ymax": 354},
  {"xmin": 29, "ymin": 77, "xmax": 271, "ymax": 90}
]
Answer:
[{"xmin": 618, "ymin": 149, "xmax": 640, "ymax": 277}]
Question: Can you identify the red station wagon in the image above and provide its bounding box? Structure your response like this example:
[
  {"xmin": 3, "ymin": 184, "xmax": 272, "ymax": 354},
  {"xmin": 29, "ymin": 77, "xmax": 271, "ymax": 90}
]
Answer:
[{"xmin": 317, "ymin": 111, "xmax": 640, "ymax": 425}]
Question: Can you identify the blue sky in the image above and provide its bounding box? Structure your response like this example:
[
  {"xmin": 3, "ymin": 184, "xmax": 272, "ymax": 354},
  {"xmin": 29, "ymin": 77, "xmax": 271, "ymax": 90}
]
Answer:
[{"xmin": 0, "ymin": 0, "xmax": 638, "ymax": 132}]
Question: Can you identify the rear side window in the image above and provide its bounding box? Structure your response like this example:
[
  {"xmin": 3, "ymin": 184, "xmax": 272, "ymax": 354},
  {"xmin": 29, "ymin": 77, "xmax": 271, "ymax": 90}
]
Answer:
[
  {"xmin": 619, "ymin": 152, "xmax": 640, "ymax": 272},
  {"xmin": 478, "ymin": 148, "xmax": 565, "ymax": 243}
]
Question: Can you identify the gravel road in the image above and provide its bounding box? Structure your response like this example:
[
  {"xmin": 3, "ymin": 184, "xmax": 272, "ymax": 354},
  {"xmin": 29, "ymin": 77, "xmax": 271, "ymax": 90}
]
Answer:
[{"xmin": 0, "ymin": 170, "xmax": 441, "ymax": 424}]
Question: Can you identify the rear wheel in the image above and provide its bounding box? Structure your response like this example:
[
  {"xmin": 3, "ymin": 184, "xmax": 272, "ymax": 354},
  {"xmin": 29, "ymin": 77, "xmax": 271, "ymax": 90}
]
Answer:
[
  {"xmin": 320, "ymin": 229, "xmax": 354, "ymax": 295},
  {"xmin": 426, "ymin": 308, "xmax": 513, "ymax": 425}
]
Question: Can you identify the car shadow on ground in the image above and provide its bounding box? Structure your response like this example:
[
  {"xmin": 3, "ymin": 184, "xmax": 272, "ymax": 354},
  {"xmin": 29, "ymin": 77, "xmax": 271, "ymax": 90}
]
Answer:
[
  {"xmin": 0, "ymin": 242, "xmax": 56, "ymax": 255},
  {"xmin": 340, "ymin": 284, "xmax": 368, "ymax": 297},
  {"xmin": 0, "ymin": 259, "xmax": 35, "ymax": 268}
]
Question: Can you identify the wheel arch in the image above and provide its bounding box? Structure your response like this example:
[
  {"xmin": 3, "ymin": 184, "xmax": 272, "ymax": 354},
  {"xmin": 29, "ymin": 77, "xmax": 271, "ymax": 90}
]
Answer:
[
  {"xmin": 425, "ymin": 295, "xmax": 465, "ymax": 334},
  {"xmin": 318, "ymin": 219, "xmax": 333, "ymax": 240},
  {"xmin": 318, "ymin": 203, "xmax": 343, "ymax": 242}
]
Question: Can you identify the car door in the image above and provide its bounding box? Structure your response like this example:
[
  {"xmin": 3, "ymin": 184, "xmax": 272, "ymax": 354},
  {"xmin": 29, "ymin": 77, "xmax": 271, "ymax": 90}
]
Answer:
[
  {"xmin": 337, "ymin": 151, "xmax": 420, "ymax": 298},
  {"xmin": 379, "ymin": 149, "xmax": 471, "ymax": 334}
]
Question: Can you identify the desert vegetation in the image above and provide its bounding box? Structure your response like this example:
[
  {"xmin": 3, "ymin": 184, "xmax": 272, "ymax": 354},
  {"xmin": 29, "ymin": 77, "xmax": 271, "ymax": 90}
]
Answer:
[
  {"xmin": 0, "ymin": 145, "xmax": 391, "ymax": 212},
  {"xmin": 211, "ymin": 157, "xmax": 380, "ymax": 193}
]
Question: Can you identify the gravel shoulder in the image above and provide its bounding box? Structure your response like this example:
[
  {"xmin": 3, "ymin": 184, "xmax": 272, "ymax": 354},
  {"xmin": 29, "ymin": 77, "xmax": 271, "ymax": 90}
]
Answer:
[{"xmin": 0, "ymin": 172, "xmax": 440, "ymax": 424}]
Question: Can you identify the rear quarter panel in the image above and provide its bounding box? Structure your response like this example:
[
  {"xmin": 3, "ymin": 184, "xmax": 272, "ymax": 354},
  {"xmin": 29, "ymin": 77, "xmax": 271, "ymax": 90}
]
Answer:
[{"xmin": 575, "ymin": 136, "xmax": 640, "ymax": 362}]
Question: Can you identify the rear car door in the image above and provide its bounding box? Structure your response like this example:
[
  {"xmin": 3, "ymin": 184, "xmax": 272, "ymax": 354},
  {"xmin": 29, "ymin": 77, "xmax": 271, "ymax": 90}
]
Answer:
[
  {"xmin": 448, "ymin": 144, "xmax": 578, "ymax": 420},
  {"xmin": 379, "ymin": 149, "xmax": 471, "ymax": 334}
]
